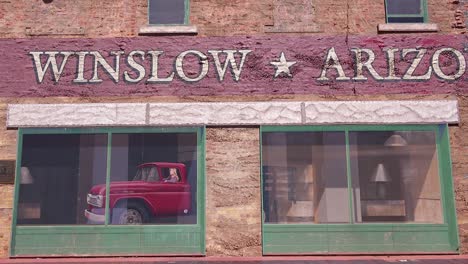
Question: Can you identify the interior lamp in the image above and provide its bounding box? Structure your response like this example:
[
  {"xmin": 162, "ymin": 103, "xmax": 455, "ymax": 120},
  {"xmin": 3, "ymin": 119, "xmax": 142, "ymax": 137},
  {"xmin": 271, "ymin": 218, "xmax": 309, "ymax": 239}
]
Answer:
[
  {"xmin": 384, "ymin": 134, "xmax": 408, "ymax": 147},
  {"xmin": 370, "ymin": 163, "xmax": 391, "ymax": 199},
  {"xmin": 20, "ymin": 167, "xmax": 34, "ymax": 184}
]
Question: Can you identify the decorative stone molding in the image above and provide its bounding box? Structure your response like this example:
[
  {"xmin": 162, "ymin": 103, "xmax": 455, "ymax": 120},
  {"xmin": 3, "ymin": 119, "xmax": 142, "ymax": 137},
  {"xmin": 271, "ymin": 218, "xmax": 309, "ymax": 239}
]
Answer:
[
  {"xmin": 149, "ymin": 102, "xmax": 302, "ymax": 125},
  {"xmin": 303, "ymin": 100, "xmax": 459, "ymax": 124},
  {"xmin": 7, "ymin": 103, "xmax": 147, "ymax": 127},
  {"xmin": 6, "ymin": 100, "xmax": 459, "ymax": 128}
]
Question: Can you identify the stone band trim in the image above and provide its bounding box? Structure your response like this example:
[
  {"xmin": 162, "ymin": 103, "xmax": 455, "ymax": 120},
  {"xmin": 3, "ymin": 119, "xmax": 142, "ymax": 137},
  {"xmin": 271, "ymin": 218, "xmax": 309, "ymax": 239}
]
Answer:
[
  {"xmin": 138, "ymin": 25, "xmax": 198, "ymax": 35},
  {"xmin": 6, "ymin": 100, "xmax": 459, "ymax": 128},
  {"xmin": 377, "ymin": 23, "xmax": 439, "ymax": 33}
]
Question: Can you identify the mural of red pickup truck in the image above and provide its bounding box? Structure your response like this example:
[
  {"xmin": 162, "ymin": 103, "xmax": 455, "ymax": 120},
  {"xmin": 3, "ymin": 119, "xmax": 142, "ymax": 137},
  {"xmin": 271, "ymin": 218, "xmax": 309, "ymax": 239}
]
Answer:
[{"xmin": 84, "ymin": 162, "xmax": 191, "ymax": 225}]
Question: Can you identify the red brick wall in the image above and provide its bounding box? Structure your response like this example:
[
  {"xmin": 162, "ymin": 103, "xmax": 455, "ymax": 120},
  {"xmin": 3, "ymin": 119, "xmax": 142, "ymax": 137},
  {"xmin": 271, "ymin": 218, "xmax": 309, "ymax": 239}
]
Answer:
[{"xmin": 0, "ymin": 0, "xmax": 465, "ymax": 38}]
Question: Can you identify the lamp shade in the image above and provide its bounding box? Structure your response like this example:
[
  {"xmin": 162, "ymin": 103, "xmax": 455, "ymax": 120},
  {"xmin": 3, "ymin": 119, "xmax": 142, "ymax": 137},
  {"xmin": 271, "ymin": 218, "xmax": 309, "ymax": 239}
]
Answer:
[
  {"xmin": 384, "ymin": 134, "xmax": 407, "ymax": 147},
  {"xmin": 370, "ymin": 163, "xmax": 391, "ymax": 182},
  {"xmin": 20, "ymin": 167, "xmax": 33, "ymax": 184}
]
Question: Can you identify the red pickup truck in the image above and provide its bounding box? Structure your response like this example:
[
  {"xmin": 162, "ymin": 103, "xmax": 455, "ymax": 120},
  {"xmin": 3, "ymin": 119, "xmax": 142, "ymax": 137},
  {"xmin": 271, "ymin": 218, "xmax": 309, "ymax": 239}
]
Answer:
[{"xmin": 84, "ymin": 162, "xmax": 191, "ymax": 225}]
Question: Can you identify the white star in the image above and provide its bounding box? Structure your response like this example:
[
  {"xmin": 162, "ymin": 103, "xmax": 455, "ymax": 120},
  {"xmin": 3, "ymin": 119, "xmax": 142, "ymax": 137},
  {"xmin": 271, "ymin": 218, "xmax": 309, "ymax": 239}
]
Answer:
[{"xmin": 270, "ymin": 52, "xmax": 296, "ymax": 78}]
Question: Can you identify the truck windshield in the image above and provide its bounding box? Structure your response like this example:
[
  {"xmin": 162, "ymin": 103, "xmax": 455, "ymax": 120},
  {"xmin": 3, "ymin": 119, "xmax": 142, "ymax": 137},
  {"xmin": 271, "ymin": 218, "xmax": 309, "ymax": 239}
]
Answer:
[{"xmin": 133, "ymin": 166, "xmax": 159, "ymax": 182}]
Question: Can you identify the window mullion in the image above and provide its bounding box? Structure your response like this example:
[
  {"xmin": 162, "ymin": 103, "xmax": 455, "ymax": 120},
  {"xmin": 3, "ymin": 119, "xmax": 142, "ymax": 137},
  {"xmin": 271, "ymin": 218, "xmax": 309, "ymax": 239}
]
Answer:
[
  {"xmin": 10, "ymin": 129, "xmax": 24, "ymax": 256},
  {"xmin": 345, "ymin": 129, "xmax": 355, "ymax": 224},
  {"xmin": 104, "ymin": 132, "xmax": 112, "ymax": 226},
  {"xmin": 185, "ymin": 0, "xmax": 189, "ymax": 24}
]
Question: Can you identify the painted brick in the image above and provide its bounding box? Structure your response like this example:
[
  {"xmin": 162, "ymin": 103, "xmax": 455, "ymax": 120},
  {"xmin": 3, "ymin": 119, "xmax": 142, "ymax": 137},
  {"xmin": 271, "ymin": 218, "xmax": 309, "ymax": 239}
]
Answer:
[{"xmin": 1, "ymin": 35, "xmax": 467, "ymax": 98}]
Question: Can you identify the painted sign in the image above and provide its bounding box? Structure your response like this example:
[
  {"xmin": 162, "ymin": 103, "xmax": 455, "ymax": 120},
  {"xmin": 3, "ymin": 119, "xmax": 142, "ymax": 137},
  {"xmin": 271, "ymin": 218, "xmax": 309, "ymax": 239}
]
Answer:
[{"xmin": 0, "ymin": 35, "xmax": 467, "ymax": 97}]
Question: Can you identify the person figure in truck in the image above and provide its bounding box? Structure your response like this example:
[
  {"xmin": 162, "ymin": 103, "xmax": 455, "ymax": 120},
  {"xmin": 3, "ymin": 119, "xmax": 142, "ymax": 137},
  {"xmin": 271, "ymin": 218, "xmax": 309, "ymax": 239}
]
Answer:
[{"xmin": 164, "ymin": 168, "xmax": 180, "ymax": 183}]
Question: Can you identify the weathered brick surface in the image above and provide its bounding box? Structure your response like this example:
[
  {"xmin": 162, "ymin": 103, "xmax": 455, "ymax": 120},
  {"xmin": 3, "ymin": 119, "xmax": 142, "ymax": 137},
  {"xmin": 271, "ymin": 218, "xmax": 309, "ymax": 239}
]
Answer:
[
  {"xmin": 191, "ymin": 0, "xmax": 271, "ymax": 36},
  {"xmin": 0, "ymin": 185, "xmax": 13, "ymax": 258},
  {"xmin": 205, "ymin": 128, "xmax": 261, "ymax": 256},
  {"xmin": 451, "ymin": 96, "xmax": 468, "ymax": 254},
  {"xmin": 0, "ymin": 0, "xmax": 466, "ymax": 38}
]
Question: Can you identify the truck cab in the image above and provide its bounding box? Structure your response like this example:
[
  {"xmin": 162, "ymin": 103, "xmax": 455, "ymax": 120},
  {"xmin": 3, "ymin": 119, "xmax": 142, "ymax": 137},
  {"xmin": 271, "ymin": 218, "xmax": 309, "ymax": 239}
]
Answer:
[{"xmin": 84, "ymin": 162, "xmax": 191, "ymax": 225}]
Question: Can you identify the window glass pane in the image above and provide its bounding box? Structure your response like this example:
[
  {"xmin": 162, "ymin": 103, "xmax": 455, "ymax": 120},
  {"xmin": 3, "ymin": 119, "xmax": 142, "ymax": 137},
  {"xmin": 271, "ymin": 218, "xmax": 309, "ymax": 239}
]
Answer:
[
  {"xmin": 349, "ymin": 131, "xmax": 443, "ymax": 224},
  {"xmin": 262, "ymin": 132, "xmax": 349, "ymax": 224},
  {"xmin": 387, "ymin": 0, "xmax": 422, "ymax": 15},
  {"xmin": 149, "ymin": 0, "xmax": 186, "ymax": 25},
  {"xmin": 109, "ymin": 133, "xmax": 197, "ymax": 225},
  {"xmin": 17, "ymin": 134, "xmax": 107, "ymax": 225}
]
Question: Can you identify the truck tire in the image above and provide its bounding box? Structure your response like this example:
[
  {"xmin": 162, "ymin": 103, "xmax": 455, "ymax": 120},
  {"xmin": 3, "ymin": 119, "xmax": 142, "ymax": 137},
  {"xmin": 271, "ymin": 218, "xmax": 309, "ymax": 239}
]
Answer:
[{"xmin": 112, "ymin": 201, "xmax": 150, "ymax": 225}]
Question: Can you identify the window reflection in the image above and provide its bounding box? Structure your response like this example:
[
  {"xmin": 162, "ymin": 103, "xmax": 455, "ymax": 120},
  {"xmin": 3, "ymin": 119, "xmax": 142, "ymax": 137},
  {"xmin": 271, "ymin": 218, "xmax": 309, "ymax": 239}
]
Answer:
[
  {"xmin": 262, "ymin": 130, "xmax": 444, "ymax": 225},
  {"xmin": 18, "ymin": 134, "xmax": 107, "ymax": 225},
  {"xmin": 350, "ymin": 131, "xmax": 443, "ymax": 223},
  {"xmin": 262, "ymin": 132, "xmax": 349, "ymax": 224},
  {"xmin": 104, "ymin": 133, "xmax": 197, "ymax": 225}
]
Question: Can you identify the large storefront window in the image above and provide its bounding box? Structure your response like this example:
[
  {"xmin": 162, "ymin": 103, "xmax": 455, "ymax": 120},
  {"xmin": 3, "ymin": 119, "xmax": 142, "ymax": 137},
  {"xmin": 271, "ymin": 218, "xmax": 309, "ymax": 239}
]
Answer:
[
  {"xmin": 349, "ymin": 131, "xmax": 442, "ymax": 224},
  {"xmin": 109, "ymin": 133, "xmax": 198, "ymax": 225},
  {"xmin": 263, "ymin": 132, "xmax": 349, "ymax": 224},
  {"xmin": 12, "ymin": 127, "xmax": 205, "ymax": 256},
  {"xmin": 17, "ymin": 134, "xmax": 108, "ymax": 225},
  {"xmin": 261, "ymin": 125, "xmax": 458, "ymax": 254}
]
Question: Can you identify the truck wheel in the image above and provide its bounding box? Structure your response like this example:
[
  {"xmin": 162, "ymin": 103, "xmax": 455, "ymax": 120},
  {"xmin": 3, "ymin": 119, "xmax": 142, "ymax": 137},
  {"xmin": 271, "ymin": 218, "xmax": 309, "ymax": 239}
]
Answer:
[{"xmin": 113, "ymin": 202, "xmax": 149, "ymax": 225}]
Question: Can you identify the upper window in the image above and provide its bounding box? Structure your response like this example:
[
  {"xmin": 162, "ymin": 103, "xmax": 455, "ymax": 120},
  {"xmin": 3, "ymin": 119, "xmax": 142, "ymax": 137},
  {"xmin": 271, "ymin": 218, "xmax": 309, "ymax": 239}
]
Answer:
[
  {"xmin": 148, "ymin": 0, "xmax": 188, "ymax": 25},
  {"xmin": 385, "ymin": 0, "xmax": 428, "ymax": 23}
]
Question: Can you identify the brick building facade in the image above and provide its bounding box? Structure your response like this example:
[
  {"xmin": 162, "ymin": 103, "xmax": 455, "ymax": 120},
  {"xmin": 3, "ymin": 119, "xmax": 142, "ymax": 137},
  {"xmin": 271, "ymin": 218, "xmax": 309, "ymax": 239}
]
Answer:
[{"xmin": 0, "ymin": 0, "xmax": 467, "ymax": 258}]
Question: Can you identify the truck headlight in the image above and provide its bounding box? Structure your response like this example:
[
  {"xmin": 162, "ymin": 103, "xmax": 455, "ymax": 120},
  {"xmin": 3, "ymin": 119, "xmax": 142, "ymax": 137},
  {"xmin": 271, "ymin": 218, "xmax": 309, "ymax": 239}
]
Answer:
[{"xmin": 87, "ymin": 194, "xmax": 104, "ymax": 207}]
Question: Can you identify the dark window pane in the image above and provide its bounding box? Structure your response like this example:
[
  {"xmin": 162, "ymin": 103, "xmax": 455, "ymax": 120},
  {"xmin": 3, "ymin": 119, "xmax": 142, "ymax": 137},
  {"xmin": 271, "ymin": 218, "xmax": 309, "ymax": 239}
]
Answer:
[
  {"xmin": 387, "ymin": 0, "xmax": 422, "ymax": 15},
  {"xmin": 349, "ymin": 131, "xmax": 443, "ymax": 224},
  {"xmin": 18, "ymin": 134, "xmax": 108, "ymax": 225},
  {"xmin": 149, "ymin": 0, "xmax": 186, "ymax": 25},
  {"xmin": 262, "ymin": 132, "xmax": 349, "ymax": 224},
  {"xmin": 388, "ymin": 17, "xmax": 424, "ymax": 23},
  {"xmin": 108, "ymin": 133, "xmax": 197, "ymax": 225}
]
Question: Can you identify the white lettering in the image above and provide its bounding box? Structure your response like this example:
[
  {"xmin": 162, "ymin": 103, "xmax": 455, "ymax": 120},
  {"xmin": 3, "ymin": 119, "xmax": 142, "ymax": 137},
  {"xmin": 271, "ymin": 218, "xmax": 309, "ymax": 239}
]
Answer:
[
  {"xmin": 384, "ymin": 48, "xmax": 401, "ymax": 80},
  {"xmin": 402, "ymin": 49, "xmax": 432, "ymax": 80},
  {"xmin": 124, "ymin": 51, "xmax": 146, "ymax": 83},
  {"xmin": 147, "ymin": 51, "xmax": 175, "ymax": 83},
  {"xmin": 432, "ymin": 48, "xmax": 466, "ymax": 81},
  {"xmin": 208, "ymin": 50, "xmax": 252, "ymax": 82},
  {"xmin": 318, "ymin": 47, "xmax": 350, "ymax": 81},
  {"xmin": 73, "ymin": 51, "xmax": 89, "ymax": 83},
  {"xmin": 89, "ymin": 51, "xmax": 124, "ymax": 83},
  {"xmin": 30, "ymin": 51, "xmax": 73, "ymax": 83},
  {"xmin": 351, "ymin": 48, "xmax": 384, "ymax": 81},
  {"xmin": 175, "ymin": 50, "xmax": 208, "ymax": 82}
]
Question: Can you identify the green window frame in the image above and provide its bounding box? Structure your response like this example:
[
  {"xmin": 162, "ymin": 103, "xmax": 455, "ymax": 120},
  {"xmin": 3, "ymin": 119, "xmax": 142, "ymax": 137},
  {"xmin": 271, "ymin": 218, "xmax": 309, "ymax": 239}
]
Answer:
[
  {"xmin": 148, "ymin": 0, "xmax": 190, "ymax": 25},
  {"xmin": 385, "ymin": 0, "xmax": 428, "ymax": 23},
  {"xmin": 10, "ymin": 127, "xmax": 206, "ymax": 257},
  {"xmin": 261, "ymin": 124, "xmax": 458, "ymax": 254}
]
